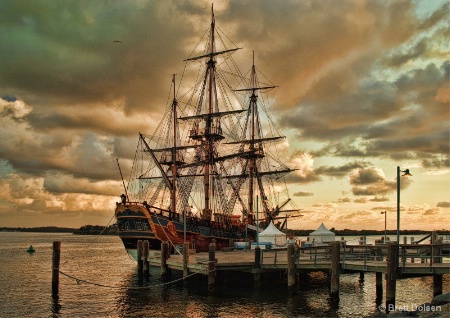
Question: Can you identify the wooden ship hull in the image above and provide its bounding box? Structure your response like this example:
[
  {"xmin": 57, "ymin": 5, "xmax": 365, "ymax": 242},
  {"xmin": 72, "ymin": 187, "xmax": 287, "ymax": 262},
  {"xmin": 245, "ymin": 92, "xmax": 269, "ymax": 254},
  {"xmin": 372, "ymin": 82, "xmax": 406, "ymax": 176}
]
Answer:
[{"xmin": 116, "ymin": 202, "xmax": 250, "ymax": 260}]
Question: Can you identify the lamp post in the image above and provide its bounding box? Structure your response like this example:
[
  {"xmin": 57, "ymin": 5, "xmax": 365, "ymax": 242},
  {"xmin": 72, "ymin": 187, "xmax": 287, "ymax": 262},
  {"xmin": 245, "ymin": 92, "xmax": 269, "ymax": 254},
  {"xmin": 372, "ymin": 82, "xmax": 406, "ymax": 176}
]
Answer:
[
  {"xmin": 381, "ymin": 211, "xmax": 387, "ymax": 242},
  {"xmin": 396, "ymin": 166, "xmax": 412, "ymax": 245}
]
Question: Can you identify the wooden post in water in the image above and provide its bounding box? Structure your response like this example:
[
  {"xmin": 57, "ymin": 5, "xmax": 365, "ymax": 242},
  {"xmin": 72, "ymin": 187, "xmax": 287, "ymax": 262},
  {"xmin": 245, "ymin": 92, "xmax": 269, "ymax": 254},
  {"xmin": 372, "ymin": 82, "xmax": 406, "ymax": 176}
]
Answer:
[
  {"xmin": 385, "ymin": 242, "xmax": 398, "ymax": 313},
  {"xmin": 254, "ymin": 246, "xmax": 261, "ymax": 287},
  {"xmin": 330, "ymin": 241, "xmax": 340, "ymax": 297},
  {"xmin": 143, "ymin": 240, "xmax": 149, "ymax": 277},
  {"xmin": 160, "ymin": 241, "xmax": 170, "ymax": 281},
  {"xmin": 183, "ymin": 242, "xmax": 189, "ymax": 278},
  {"xmin": 287, "ymin": 244, "xmax": 297, "ymax": 292},
  {"xmin": 208, "ymin": 242, "xmax": 216, "ymax": 291},
  {"xmin": 52, "ymin": 241, "xmax": 61, "ymax": 295},
  {"xmin": 359, "ymin": 272, "xmax": 364, "ymax": 282},
  {"xmin": 137, "ymin": 240, "xmax": 143, "ymax": 274},
  {"xmin": 432, "ymin": 240, "xmax": 442, "ymax": 296},
  {"xmin": 375, "ymin": 272, "xmax": 383, "ymax": 302}
]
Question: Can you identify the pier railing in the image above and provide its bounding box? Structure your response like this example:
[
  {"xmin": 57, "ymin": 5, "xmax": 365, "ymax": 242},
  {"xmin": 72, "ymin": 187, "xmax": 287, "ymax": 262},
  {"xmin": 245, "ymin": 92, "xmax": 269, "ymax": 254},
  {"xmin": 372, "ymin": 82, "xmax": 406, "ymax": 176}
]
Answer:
[{"xmin": 258, "ymin": 242, "xmax": 449, "ymax": 270}]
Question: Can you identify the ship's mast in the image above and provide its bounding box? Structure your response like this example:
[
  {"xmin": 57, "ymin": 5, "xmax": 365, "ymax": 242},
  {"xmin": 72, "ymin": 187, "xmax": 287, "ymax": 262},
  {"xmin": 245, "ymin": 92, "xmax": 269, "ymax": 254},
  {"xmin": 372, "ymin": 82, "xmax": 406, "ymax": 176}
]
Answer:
[
  {"xmin": 248, "ymin": 52, "xmax": 257, "ymax": 218},
  {"xmin": 203, "ymin": 6, "xmax": 215, "ymax": 219},
  {"xmin": 170, "ymin": 74, "xmax": 178, "ymax": 214}
]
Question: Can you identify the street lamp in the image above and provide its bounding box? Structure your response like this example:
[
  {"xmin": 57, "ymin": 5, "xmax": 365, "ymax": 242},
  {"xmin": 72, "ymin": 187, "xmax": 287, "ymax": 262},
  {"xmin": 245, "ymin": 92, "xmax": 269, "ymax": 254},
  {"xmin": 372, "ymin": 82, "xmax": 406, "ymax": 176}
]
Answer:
[
  {"xmin": 381, "ymin": 211, "xmax": 387, "ymax": 242},
  {"xmin": 397, "ymin": 166, "xmax": 412, "ymax": 245}
]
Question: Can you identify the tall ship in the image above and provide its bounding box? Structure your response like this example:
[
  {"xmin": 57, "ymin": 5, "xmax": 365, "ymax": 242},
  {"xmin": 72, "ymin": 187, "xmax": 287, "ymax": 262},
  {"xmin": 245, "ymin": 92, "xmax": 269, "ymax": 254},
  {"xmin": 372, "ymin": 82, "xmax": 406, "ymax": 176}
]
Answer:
[{"xmin": 115, "ymin": 7, "xmax": 300, "ymax": 259}]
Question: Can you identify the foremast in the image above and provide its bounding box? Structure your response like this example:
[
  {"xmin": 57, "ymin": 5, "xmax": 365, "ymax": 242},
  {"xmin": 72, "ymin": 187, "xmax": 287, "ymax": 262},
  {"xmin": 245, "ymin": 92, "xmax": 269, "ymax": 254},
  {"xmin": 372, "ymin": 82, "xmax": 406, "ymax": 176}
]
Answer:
[{"xmin": 232, "ymin": 53, "xmax": 298, "ymax": 223}]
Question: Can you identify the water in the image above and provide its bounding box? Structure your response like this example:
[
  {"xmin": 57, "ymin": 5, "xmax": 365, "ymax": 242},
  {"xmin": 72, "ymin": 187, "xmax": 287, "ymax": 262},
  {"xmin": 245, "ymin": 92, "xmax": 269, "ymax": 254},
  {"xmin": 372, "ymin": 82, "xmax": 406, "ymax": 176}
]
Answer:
[{"xmin": 0, "ymin": 232, "xmax": 448, "ymax": 318}]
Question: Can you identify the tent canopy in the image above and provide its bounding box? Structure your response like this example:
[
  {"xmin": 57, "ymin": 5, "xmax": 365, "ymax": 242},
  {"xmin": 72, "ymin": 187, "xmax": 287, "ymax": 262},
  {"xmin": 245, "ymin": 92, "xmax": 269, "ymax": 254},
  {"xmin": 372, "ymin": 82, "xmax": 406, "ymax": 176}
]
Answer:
[
  {"xmin": 259, "ymin": 221, "xmax": 286, "ymax": 247},
  {"xmin": 309, "ymin": 222, "xmax": 335, "ymax": 243}
]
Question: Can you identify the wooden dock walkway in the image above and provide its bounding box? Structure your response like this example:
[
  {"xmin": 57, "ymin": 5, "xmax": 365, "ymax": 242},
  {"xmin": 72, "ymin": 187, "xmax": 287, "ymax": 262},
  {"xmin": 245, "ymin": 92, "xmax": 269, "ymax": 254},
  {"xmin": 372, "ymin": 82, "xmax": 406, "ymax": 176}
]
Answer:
[
  {"xmin": 136, "ymin": 240, "xmax": 449, "ymax": 313},
  {"xmin": 144, "ymin": 243, "xmax": 450, "ymax": 275}
]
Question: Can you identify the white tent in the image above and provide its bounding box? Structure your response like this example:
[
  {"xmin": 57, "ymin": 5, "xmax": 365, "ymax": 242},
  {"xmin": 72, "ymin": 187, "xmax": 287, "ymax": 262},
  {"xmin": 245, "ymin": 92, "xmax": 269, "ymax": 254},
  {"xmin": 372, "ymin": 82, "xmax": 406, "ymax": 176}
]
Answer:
[
  {"xmin": 259, "ymin": 221, "xmax": 287, "ymax": 248},
  {"xmin": 309, "ymin": 222, "xmax": 335, "ymax": 245}
]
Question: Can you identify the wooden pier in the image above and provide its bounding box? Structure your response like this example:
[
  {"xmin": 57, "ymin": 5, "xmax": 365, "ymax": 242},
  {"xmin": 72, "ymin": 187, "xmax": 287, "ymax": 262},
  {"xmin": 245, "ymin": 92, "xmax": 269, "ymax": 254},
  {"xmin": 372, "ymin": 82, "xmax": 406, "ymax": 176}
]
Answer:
[{"xmin": 136, "ymin": 239, "xmax": 449, "ymax": 313}]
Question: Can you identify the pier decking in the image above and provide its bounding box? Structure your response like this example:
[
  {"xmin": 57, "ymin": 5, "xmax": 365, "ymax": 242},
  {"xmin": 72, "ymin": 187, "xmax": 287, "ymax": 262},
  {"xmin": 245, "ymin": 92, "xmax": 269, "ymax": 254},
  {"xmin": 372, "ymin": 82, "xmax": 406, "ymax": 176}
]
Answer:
[
  {"xmin": 144, "ymin": 242, "xmax": 449, "ymax": 275},
  {"xmin": 136, "ymin": 240, "xmax": 449, "ymax": 313}
]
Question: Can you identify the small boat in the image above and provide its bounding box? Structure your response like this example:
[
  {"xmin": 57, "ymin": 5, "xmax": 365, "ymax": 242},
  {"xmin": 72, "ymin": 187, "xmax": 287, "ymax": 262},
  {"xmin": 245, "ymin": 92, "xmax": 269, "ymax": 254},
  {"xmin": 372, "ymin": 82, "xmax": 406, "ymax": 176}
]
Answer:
[{"xmin": 26, "ymin": 245, "xmax": 35, "ymax": 253}]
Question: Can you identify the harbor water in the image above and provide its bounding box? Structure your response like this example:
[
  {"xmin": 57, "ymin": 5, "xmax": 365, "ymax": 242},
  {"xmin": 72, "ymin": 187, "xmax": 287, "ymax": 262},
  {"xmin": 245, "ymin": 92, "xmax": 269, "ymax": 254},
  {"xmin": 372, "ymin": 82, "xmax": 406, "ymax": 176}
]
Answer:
[{"xmin": 0, "ymin": 232, "xmax": 448, "ymax": 318}]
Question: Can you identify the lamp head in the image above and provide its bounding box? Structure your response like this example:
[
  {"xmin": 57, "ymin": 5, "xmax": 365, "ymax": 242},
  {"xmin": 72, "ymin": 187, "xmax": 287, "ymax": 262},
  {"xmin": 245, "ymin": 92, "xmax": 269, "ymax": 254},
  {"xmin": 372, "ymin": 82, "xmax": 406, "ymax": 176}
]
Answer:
[{"xmin": 401, "ymin": 169, "xmax": 412, "ymax": 176}]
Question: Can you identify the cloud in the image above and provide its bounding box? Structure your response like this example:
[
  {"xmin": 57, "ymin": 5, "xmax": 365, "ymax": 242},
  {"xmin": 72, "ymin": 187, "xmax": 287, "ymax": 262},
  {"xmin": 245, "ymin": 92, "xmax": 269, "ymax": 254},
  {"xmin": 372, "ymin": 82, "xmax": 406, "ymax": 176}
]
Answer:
[
  {"xmin": 315, "ymin": 161, "xmax": 372, "ymax": 178},
  {"xmin": 437, "ymin": 202, "xmax": 450, "ymax": 208},
  {"xmin": 350, "ymin": 166, "xmax": 412, "ymax": 196},
  {"xmin": 285, "ymin": 151, "xmax": 320, "ymax": 183},
  {"xmin": 294, "ymin": 191, "xmax": 313, "ymax": 197},
  {"xmin": 0, "ymin": 1, "xmax": 448, "ymax": 228}
]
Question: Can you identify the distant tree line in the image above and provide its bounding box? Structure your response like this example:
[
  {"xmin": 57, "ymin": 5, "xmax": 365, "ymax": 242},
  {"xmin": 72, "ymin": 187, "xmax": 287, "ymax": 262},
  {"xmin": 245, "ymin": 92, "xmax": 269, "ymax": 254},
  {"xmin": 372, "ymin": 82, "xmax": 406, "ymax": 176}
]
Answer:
[
  {"xmin": 72, "ymin": 224, "xmax": 118, "ymax": 235},
  {"xmin": 0, "ymin": 224, "xmax": 118, "ymax": 235},
  {"xmin": 0, "ymin": 226, "xmax": 76, "ymax": 233}
]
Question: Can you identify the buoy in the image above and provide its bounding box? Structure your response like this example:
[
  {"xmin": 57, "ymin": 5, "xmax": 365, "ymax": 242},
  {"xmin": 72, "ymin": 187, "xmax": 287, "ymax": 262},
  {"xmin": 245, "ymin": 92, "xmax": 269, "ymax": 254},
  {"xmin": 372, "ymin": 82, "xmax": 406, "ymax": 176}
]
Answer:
[{"xmin": 27, "ymin": 245, "xmax": 35, "ymax": 253}]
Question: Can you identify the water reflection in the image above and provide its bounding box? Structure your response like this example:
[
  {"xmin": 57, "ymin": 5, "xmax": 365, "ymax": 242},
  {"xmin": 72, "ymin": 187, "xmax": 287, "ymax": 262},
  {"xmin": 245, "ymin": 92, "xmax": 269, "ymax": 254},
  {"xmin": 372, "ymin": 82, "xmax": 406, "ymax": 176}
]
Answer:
[{"xmin": 50, "ymin": 294, "xmax": 61, "ymax": 318}]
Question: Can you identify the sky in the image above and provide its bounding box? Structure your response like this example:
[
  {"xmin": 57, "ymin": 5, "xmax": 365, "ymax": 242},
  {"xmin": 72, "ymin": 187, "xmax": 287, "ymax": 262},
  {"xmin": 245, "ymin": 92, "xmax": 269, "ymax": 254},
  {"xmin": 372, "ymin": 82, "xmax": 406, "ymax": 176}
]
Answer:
[{"xmin": 0, "ymin": 0, "xmax": 448, "ymax": 231}]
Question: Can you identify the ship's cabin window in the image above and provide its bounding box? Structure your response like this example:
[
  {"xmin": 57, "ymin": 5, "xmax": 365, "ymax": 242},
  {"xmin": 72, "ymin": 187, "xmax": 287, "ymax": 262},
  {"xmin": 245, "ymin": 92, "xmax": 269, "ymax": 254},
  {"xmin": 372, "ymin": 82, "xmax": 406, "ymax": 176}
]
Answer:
[
  {"xmin": 135, "ymin": 219, "xmax": 149, "ymax": 231},
  {"xmin": 118, "ymin": 220, "xmax": 130, "ymax": 231}
]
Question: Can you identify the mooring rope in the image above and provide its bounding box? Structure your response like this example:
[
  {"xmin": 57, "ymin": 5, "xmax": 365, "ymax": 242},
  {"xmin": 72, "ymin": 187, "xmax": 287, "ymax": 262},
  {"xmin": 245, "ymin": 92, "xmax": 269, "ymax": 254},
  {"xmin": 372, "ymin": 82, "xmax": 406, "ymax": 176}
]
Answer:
[
  {"xmin": 61, "ymin": 213, "xmax": 116, "ymax": 265},
  {"xmin": 56, "ymin": 266, "xmax": 211, "ymax": 290}
]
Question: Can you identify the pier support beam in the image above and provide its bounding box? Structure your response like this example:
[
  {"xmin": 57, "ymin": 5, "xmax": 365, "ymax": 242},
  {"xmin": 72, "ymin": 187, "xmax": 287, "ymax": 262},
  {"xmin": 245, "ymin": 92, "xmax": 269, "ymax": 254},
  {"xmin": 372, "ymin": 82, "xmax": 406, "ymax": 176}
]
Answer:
[
  {"xmin": 385, "ymin": 242, "xmax": 399, "ymax": 314},
  {"xmin": 208, "ymin": 242, "xmax": 216, "ymax": 291},
  {"xmin": 52, "ymin": 241, "xmax": 61, "ymax": 295},
  {"xmin": 160, "ymin": 241, "xmax": 170, "ymax": 281},
  {"xmin": 287, "ymin": 244, "xmax": 297, "ymax": 292},
  {"xmin": 330, "ymin": 241, "xmax": 340, "ymax": 297}
]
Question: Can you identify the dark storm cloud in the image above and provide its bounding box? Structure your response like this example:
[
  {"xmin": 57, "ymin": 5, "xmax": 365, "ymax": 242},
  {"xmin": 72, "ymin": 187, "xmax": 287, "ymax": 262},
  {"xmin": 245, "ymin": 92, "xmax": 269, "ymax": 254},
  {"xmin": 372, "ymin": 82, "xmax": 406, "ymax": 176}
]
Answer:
[
  {"xmin": 437, "ymin": 202, "xmax": 450, "ymax": 208},
  {"xmin": 315, "ymin": 161, "xmax": 372, "ymax": 178}
]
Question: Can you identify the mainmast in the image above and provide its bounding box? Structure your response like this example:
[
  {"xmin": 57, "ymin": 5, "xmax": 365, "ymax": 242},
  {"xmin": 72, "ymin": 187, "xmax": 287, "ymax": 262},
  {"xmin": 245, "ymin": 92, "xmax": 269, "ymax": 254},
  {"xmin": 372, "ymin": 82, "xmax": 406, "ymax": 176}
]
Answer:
[
  {"xmin": 183, "ymin": 5, "xmax": 242, "ymax": 221},
  {"xmin": 203, "ymin": 6, "xmax": 215, "ymax": 220},
  {"xmin": 170, "ymin": 74, "xmax": 178, "ymax": 214}
]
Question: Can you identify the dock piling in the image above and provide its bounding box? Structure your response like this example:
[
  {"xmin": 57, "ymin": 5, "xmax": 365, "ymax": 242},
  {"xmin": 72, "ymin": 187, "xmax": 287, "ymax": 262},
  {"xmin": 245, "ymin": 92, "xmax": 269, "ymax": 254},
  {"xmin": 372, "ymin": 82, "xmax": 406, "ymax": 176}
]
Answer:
[
  {"xmin": 160, "ymin": 241, "xmax": 170, "ymax": 281},
  {"xmin": 385, "ymin": 242, "xmax": 398, "ymax": 313},
  {"xmin": 183, "ymin": 242, "xmax": 189, "ymax": 278},
  {"xmin": 254, "ymin": 246, "xmax": 261, "ymax": 287},
  {"xmin": 143, "ymin": 240, "xmax": 149, "ymax": 277},
  {"xmin": 208, "ymin": 242, "xmax": 216, "ymax": 291},
  {"xmin": 330, "ymin": 241, "xmax": 340, "ymax": 297},
  {"xmin": 137, "ymin": 240, "xmax": 143, "ymax": 274},
  {"xmin": 287, "ymin": 244, "xmax": 297, "ymax": 292},
  {"xmin": 52, "ymin": 241, "xmax": 61, "ymax": 295},
  {"xmin": 432, "ymin": 241, "xmax": 443, "ymax": 296}
]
